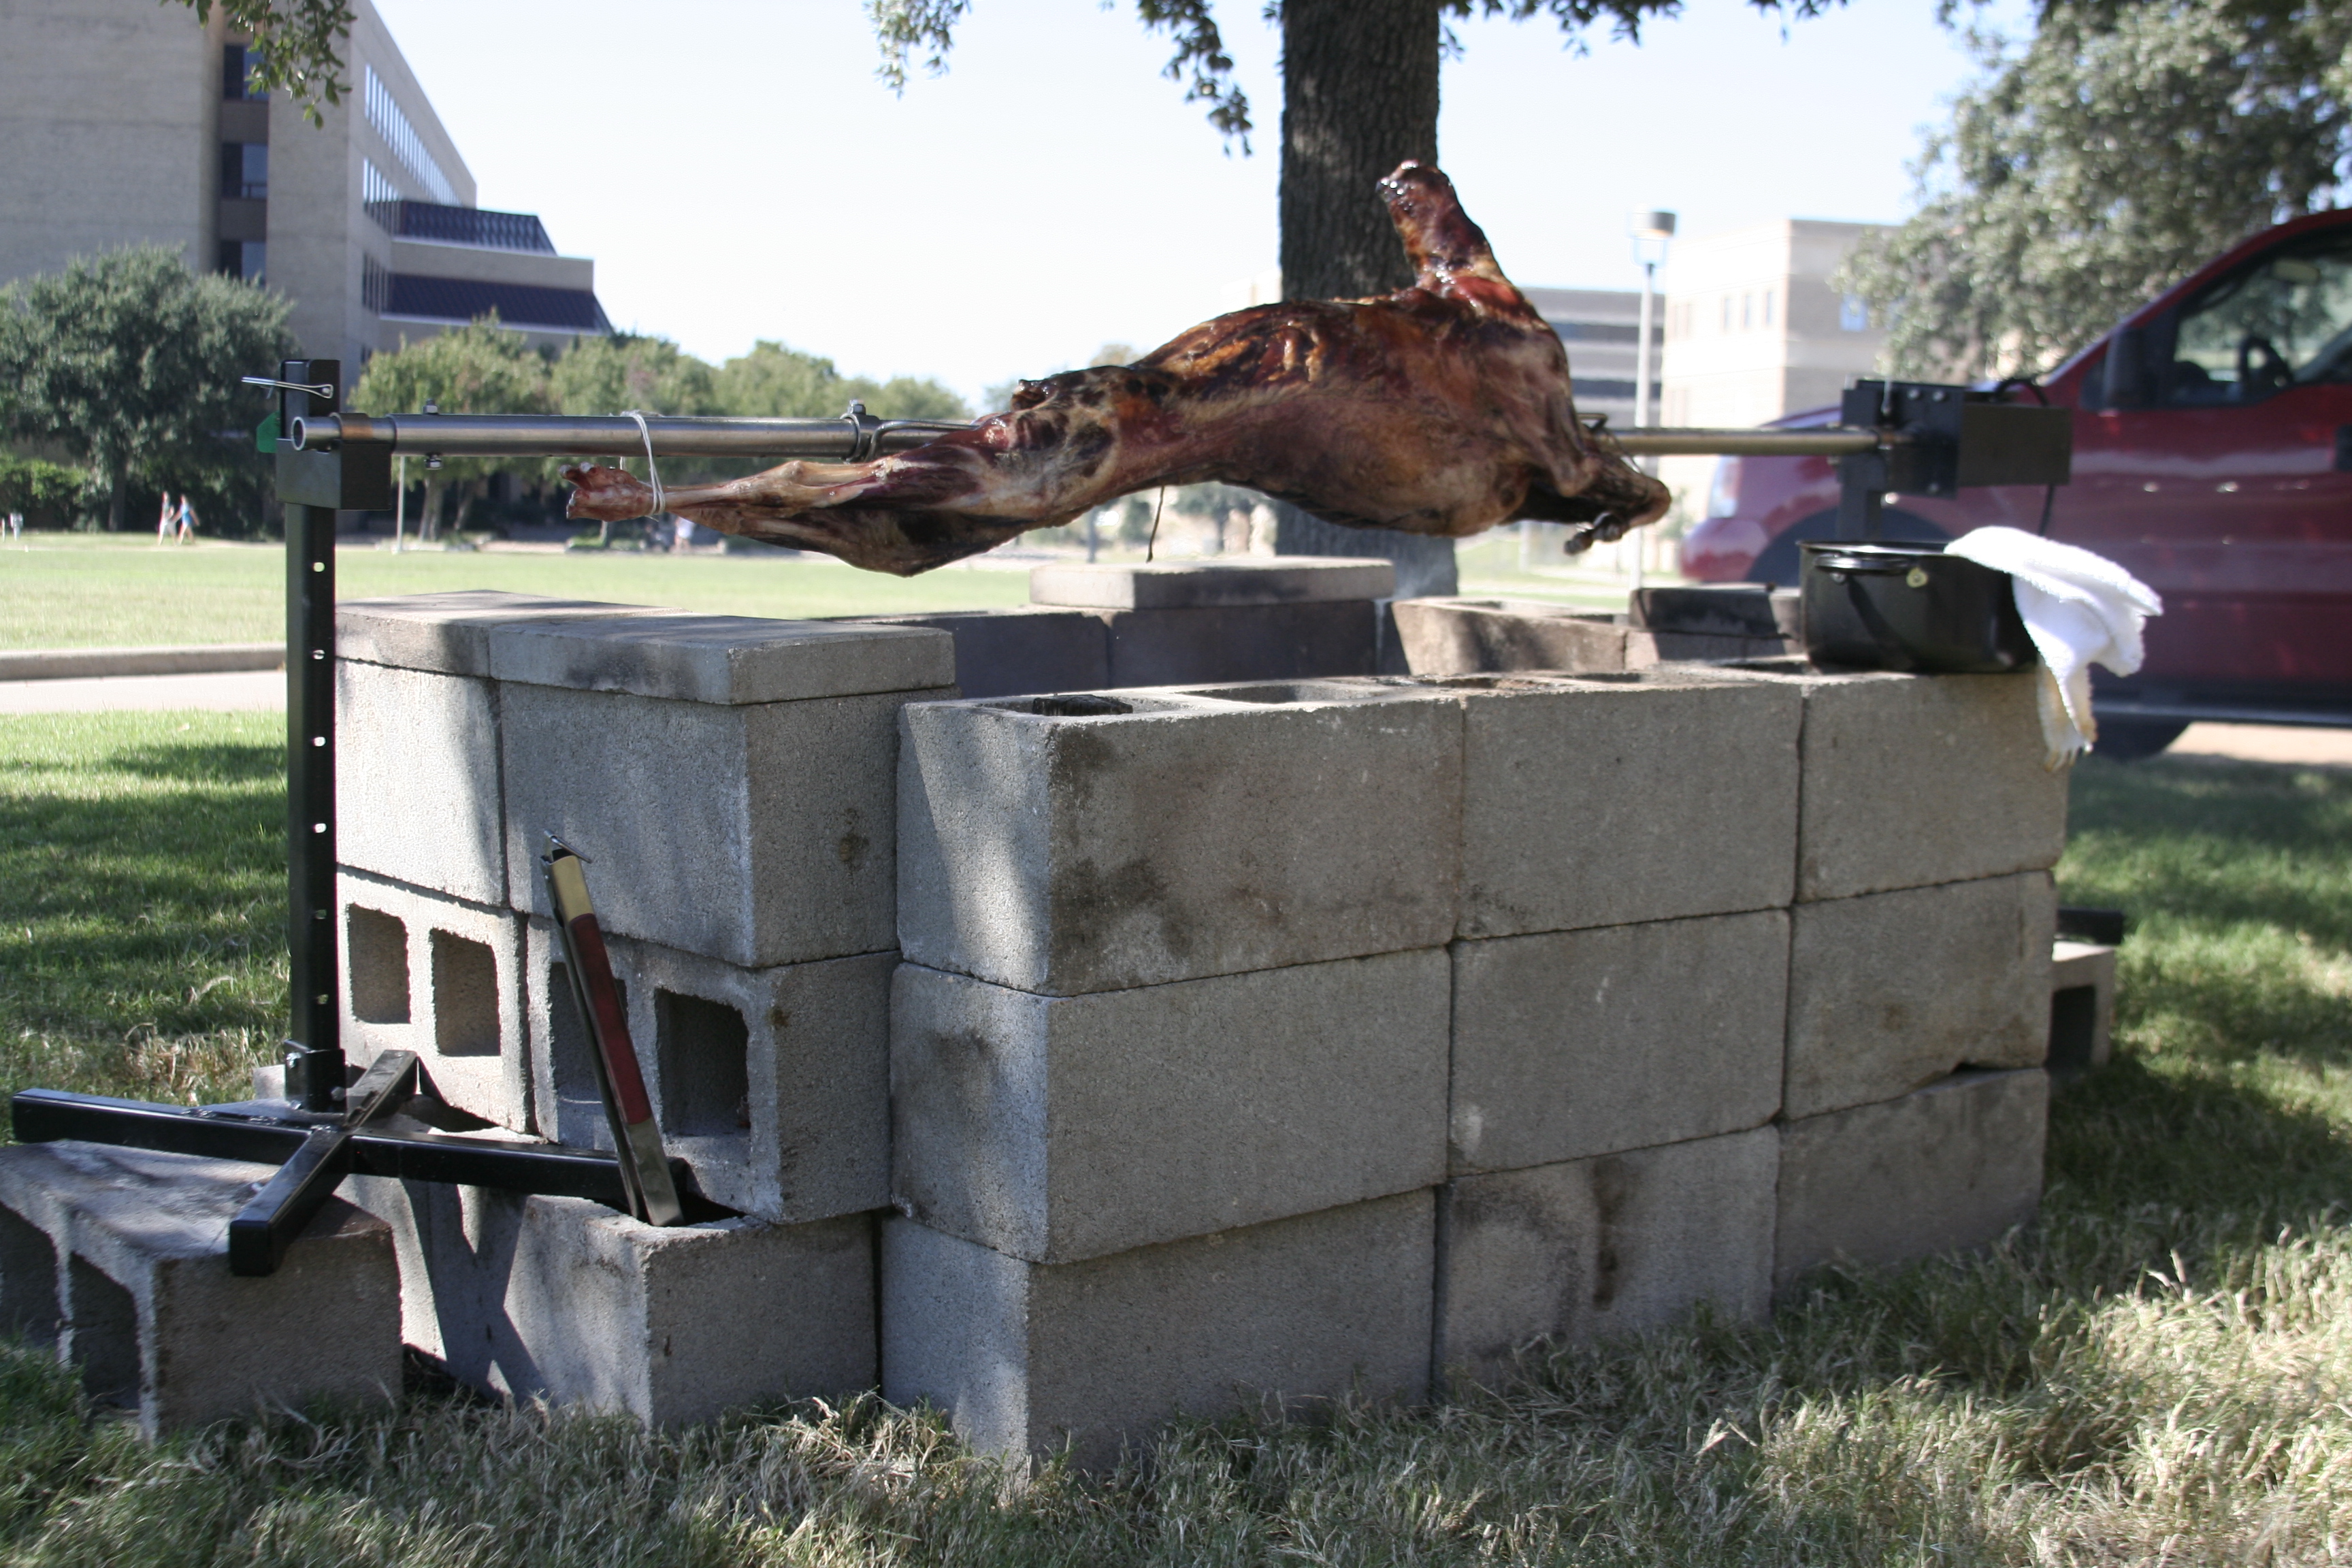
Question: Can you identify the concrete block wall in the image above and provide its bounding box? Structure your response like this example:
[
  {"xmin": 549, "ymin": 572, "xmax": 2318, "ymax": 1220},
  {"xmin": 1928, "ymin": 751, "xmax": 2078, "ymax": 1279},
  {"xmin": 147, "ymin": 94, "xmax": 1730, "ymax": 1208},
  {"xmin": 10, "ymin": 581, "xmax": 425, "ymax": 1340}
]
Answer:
[
  {"xmin": 888, "ymin": 653, "xmax": 2068, "ymax": 1450},
  {"xmin": 323, "ymin": 567, "xmax": 2071, "ymax": 1460},
  {"xmin": 332, "ymin": 591, "xmax": 953, "ymax": 1418}
]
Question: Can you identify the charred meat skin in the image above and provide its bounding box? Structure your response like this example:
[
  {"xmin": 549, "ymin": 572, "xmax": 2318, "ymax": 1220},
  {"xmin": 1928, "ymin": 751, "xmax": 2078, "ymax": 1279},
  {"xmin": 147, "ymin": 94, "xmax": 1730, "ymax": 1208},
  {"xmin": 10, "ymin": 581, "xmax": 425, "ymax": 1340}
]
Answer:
[{"xmin": 565, "ymin": 163, "xmax": 1668, "ymax": 575}]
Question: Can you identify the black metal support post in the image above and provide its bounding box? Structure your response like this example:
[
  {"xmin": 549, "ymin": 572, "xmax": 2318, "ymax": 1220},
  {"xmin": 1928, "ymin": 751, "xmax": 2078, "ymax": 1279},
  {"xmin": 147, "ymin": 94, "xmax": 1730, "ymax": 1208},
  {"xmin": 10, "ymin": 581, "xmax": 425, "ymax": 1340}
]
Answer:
[
  {"xmin": 1834, "ymin": 450, "xmax": 1888, "ymax": 542},
  {"xmin": 282, "ymin": 359, "xmax": 342, "ymax": 1112}
]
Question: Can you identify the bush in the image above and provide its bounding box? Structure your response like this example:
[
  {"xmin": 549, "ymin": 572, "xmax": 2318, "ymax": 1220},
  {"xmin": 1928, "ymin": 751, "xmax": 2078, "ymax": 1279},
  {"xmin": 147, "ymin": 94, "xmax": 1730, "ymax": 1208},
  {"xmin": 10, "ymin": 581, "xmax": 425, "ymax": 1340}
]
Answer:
[{"xmin": 0, "ymin": 453, "xmax": 91, "ymax": 525}]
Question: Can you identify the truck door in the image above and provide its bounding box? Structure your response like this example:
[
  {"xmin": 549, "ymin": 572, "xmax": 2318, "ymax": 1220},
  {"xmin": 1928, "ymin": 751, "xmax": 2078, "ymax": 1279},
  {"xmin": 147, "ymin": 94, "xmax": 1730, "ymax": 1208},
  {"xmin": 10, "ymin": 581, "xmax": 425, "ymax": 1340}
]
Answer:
[{"xmin": 2063, "ymin": 225, "xmax": 2352, "ymax": 696}]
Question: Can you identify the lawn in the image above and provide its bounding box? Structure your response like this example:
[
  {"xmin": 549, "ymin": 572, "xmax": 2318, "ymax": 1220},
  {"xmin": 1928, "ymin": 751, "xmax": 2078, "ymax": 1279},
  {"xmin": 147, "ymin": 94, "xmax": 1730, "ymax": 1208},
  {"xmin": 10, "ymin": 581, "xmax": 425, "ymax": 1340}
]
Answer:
[
  {"xmin": 3, "ymin": 719, "xmax": 2345, "ymax": 1563},
  {"xmin": 0, "ymin": 536, "xmax": 1036, "ymax": 652},
  {"xmin": 0, "ymin": 533, "xmax": 1660, "ymax": 652}
]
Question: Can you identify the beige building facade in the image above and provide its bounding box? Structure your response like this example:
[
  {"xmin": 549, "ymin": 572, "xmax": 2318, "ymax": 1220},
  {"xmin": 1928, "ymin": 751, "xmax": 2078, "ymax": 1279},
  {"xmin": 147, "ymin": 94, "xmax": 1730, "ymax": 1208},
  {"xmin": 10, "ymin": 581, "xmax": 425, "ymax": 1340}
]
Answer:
[
  {"xmin": 0, "ymin": 0, "xmax": 604, "ymax": 372},
  {"xmin": 1656, "ymin": 219, "xmax": 1888, "ymax": 512}
]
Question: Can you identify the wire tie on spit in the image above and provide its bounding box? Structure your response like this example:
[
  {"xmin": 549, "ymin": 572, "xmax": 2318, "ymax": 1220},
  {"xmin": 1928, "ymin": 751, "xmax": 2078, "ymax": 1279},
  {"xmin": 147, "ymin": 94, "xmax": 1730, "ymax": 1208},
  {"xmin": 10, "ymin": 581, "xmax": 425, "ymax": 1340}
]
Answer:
[{"xmin": 624, "ymin": 410, "xmax": 666, "ymax": 518}]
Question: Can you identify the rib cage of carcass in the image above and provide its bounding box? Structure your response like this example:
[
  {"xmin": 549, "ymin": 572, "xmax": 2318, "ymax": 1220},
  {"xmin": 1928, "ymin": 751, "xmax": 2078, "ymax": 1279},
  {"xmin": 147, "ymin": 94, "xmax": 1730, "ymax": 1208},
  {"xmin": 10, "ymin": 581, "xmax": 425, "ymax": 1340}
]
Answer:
[{"xmin": 563, "ymin": 163, "xmax": 1671, "ymax": 575}]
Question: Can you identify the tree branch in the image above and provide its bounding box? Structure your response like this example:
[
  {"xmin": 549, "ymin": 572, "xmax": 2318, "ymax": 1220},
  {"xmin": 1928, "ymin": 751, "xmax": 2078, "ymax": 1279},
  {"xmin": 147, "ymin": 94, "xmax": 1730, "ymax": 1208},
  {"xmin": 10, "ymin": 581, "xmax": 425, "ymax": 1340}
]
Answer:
[{"xmin": 180, "ymin": 0, "xmax": 356, "ymax": 124}]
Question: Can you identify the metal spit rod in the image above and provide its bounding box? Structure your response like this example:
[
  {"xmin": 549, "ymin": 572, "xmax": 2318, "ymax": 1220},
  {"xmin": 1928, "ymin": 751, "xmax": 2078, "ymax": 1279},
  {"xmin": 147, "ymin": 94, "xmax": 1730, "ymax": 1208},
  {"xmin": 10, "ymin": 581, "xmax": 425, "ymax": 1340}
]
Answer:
[
  {"xmin": 291, "ymin": 411, "xmax": 1896, "ymax": 463},
  {"xmin": 1610, "ymin": 427, "xmax": 1889, "ymax": 457},
  {"xmin": 290, "ymin": 411, "xmax": 967, "ymax": 461}
]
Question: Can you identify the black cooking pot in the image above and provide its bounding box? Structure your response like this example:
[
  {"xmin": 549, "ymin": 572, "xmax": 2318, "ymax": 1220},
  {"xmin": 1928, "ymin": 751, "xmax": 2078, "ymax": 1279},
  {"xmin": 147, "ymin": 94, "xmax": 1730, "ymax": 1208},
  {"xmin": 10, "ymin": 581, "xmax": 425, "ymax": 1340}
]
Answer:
[{"xmin": 1799, "ymin": 540, "xmax": 2036, "ymax": 674}]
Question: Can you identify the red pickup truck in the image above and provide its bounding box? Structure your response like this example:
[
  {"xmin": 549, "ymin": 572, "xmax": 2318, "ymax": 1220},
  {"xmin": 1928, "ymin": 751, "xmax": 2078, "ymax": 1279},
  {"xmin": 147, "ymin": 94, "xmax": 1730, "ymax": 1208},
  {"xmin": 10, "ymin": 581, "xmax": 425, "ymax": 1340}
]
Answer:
[{"xmin": 1680, "ymin": 208, "xmax": 2352, "ymax": 756}]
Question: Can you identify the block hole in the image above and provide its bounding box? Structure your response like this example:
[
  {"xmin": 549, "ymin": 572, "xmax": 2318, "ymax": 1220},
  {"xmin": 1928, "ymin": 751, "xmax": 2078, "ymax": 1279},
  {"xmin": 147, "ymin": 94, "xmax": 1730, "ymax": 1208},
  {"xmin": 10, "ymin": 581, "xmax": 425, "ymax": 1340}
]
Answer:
[
  {"xmin": 0, "ymin": 1207, "xmax": 59, "ymax": 1346},
  {"xmin": 430, "ymin": 931, "xmax": 500, "ymax": 1057},
  {"xmin": 63, "ymin": 1256, "xmax": 137, "ymax": 1405},
  {"xmin": 346, "ymin": 906, "xmax": 411, "ymax": 1024},
  {"xmin": 1183, "ymin": 681, "xmax": 1387, "ymax": 704},
  {"xmin": 2048, "ymin": 985, "xmax": 2100, "ymax": 1076},
  {"xmin": 655, "ymin": 990, "xmax": 751, "ymax": 1137},
  {"xmin": 1027, "ymin": 693, "xmax": 1130, "ymax": 717},
  {"xmin": 545, "ymin": 962, "xmax": 626, "ymax": 1149}
]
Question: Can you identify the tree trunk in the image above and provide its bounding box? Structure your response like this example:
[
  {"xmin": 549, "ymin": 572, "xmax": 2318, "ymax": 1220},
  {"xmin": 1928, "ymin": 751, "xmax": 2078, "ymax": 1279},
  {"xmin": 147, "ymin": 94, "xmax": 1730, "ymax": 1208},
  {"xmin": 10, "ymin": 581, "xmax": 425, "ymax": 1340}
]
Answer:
[
  {"xmin": 1271, "ymin": 0, "xmax": 1458, "ymax": 598},
  {"xmin": 106, "ymin": 460, "xmax": 127, "ymax": 533}
]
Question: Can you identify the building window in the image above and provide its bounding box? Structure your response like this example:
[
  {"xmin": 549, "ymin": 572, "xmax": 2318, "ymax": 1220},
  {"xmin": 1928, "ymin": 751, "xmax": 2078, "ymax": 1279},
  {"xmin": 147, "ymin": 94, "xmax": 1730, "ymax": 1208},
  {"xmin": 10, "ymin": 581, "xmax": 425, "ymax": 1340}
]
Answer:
[
  {"xmin": 1763, "ymin": 289, "xmax": 1775, "ymax": 328},
  {"xmin": 221, "ymin": 44, "xmax": 265, "ymax": 101},
  {"xmin": 363, "ymin": 65, "xmax": 458, "ymax": 205},
  {"xmin": 217, "ymin": 241, "xmax": 265, "ymax": 284},
  {"xmin": 220, "ymin": 143, "xmax": 267, "ymax": 199},
  {"xmin": 362, "ymin": 256, "xmax": 392, "ymax": 314},
  {"xmin": 1841, "ymin": 294, "xmax": 1871, "ymax": 331}
]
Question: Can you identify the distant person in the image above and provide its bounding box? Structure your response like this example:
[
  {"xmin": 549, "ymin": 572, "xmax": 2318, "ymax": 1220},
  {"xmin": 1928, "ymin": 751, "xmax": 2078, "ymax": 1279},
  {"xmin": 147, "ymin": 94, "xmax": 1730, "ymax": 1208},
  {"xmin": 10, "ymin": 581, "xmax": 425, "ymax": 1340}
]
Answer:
[
  {"xmin": 4, "ymin": 511, "xmax": 19, "ymax": 544},
  {"xmin": 174, "ymin": 494, "xmax": 197, "ymax": 542},
  {"xmin": 156, "ymin": 491, "xmax": 174, "ymax": 542}
]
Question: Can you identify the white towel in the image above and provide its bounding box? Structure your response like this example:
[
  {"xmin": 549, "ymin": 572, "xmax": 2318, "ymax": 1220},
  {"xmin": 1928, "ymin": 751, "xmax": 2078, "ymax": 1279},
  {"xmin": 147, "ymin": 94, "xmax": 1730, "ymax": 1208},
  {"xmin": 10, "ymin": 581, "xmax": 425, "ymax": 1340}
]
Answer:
[{"xmin": 1944, "ymin": 526, "xmax": 2163, "ymax": 769}]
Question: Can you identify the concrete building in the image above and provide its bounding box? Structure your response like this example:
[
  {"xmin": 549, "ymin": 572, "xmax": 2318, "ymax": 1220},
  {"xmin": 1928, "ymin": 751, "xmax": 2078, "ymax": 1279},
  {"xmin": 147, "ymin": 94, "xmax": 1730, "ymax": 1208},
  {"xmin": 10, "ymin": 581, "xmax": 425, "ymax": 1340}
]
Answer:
[
  {"xmin": 0, "ymin": 0, "xmax": 606, "ymax": 372},
  {"xmin": 1656, "ymin": 219, "xmax": 1889, "ymax": 511},
  {"xmin": 1520, "ymin": 287, "xmax": 1660, "ymax": 434}
]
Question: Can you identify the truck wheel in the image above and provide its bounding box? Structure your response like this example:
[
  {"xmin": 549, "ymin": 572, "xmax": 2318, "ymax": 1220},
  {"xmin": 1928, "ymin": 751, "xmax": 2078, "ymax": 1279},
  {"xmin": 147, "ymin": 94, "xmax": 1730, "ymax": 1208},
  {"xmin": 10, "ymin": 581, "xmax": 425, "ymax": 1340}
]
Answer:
[
  {"xmin": 2095, "ymin": 719, "xmax": 2189, "ymax": 762},
  {"xmin": 1747, "ymin": 508, "xmax": 1950, "ymax": 587}
]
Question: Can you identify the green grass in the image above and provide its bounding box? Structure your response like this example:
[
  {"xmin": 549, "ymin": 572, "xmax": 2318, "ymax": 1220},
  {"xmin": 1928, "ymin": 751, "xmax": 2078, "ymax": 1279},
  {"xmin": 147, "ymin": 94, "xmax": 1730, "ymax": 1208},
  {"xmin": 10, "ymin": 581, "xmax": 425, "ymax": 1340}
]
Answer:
[
  {"xmin": 0, "ymin": 711, "xmax": 286, "ymax": 1107},
  {"xmin": 0, "ymin": 536, "xmax": 1035, "ymax": 651},
  {"xmin": 3, "ymin": 723, "xmax": 2351, "ymax": 1563}
]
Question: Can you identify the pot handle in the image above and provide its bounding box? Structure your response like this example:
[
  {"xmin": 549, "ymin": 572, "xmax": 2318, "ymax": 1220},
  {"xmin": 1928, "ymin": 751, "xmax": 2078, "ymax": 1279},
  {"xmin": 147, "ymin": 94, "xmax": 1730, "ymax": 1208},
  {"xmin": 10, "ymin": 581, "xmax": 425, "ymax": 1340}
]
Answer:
[{"xmin": 1813, "ymin": 553, "xmax": 1914, "ymax": 576}]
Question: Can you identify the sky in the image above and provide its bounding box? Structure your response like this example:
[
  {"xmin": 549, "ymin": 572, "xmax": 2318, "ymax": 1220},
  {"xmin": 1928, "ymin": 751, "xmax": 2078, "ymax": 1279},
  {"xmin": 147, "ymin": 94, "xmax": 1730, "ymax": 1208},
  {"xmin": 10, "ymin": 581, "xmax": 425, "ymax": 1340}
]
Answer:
[{"xmin": 372, "ymin": 0, "xmax": 2027, "ymax": 408}]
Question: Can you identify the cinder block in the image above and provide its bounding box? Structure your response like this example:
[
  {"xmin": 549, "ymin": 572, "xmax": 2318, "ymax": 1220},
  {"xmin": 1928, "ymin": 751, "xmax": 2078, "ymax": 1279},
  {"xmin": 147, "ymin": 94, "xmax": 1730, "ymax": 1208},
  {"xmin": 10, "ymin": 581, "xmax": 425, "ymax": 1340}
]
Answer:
[
  {"xmin": 1449, "ymin": 911, "xmax": 1787, "ymax": 1173},
  {"xmin": 1099, "ymin": 601, "xmax": 1381, "ymax": 687},
  {"xmin": 344, "ymin": 1177, "xmax": 873, "ymax": 1426},
  {"xmin": 339, "ymin": 870, "xmax": 531, "ymax": 1131},
  {"xmin": 839, "ymin": 608, "xmax": 1109, "ymax": 700},
  {"xmin": 337, "ymin": 590, "xmax": 676, "ymax": 678},
  {"xmin": 0, "ymin": 1141, "xmax": 399, "ymax": 1438},
  {"xmin": 1433, "ymin": 668, "xmax": 1801, "ymax": 938},
  {"xmin": 487, "ymin": 613, "xmax": 954, "ymax": 705},
  {"xmin": 527, "ymin": 920, "xmax": 892, "ymax": 1222},
  {"xmin": 892, "ymin": 949, "xmax": 1449, "ymax": 1262},
  {"xmin": 1434, "ymin": 1128, "xmax": 1778, "ymax": 1385},
  {"xmin": 1628, "ymin": 585, "xmax": 1801, "ymax": 641},
  {"xmin": 897, "ymin": 685, "xmax": 1461, "ymax": 994},
  {"xmin": 336, "ymin": 661, "xmax": 505, "ymax": 906},
  {"xmin": 1786, "ymin": 872, "xmax": 2056, "ymax": 1120},
  {"xmin": 502, "ymin": 680, "xmax": 953, "ymax": 968},
  {"xmin": 2049, "ymin": 939, "xmax": 2119, "ymax": 1078},
  {"xmin": 1776, "ymin": 1068, "xmax": 2048, "ymax": 1292},
  {"xmin": 1622, "ymin": 630, "xmax": 1793, "ymax": 667},
  {"xmin": 1388, "ymin": 598, "xmax": 1629, "ymax": 675},
  {"xmin": 1030, "ymin": 557, "xmax": 1395, "ymax": 608},
  {"xmin": 1719, "ymin": 664, "xmax": 2068, "ymax": 901},
  {"xmin": 881, "ymin": 1190, "xmax": 1433, "ymax": 1469}
]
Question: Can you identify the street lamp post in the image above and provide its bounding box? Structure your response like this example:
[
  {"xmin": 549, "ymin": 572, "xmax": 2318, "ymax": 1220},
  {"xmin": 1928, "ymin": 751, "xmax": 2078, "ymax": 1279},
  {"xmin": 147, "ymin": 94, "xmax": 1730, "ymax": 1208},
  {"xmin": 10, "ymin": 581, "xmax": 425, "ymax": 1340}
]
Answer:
[{"xmin": 1627, "ymin": 208, "xmax": 1677, "ymax": 589}]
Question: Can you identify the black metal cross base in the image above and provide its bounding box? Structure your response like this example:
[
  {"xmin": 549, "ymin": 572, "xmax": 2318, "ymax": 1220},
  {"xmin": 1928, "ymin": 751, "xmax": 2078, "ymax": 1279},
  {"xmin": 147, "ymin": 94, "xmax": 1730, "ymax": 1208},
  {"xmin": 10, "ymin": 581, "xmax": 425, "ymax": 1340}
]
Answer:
[
  {"xmin": 7, "ymin": 360, "xmax": 687, "ymax": 1277},
  {"xmin": 10, "ymin": 1062, "xmax": 683, "ymax": 1275}
]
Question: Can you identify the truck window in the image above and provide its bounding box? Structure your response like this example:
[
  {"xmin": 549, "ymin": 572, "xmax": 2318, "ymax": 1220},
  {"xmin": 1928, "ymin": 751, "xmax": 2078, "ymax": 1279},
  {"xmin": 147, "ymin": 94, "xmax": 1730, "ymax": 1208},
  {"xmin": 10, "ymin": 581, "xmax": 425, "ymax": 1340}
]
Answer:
[{"xmin": 2166, "ymin": 231, "xmax": 2352, "ymax": 404}]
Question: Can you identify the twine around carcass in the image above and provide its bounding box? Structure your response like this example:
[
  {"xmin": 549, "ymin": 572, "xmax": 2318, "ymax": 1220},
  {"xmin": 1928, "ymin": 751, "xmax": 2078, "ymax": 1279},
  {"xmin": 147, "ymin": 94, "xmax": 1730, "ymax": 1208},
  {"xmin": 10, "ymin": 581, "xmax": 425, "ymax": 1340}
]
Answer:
[{"xmin": 624, "ymin": 410, "xmax": 666, "ymax": 517}]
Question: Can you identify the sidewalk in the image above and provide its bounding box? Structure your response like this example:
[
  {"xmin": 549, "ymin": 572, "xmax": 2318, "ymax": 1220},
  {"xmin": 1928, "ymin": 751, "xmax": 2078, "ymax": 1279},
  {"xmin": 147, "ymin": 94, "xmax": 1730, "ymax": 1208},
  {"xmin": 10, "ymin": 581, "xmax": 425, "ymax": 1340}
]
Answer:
[
  {"xmin": 0, "ymin": 670, "xmax": 285, "ymax": 713},
  {"xmin": 2169, "ymin": 722, "xmax": 2352, "ymax": 768}
]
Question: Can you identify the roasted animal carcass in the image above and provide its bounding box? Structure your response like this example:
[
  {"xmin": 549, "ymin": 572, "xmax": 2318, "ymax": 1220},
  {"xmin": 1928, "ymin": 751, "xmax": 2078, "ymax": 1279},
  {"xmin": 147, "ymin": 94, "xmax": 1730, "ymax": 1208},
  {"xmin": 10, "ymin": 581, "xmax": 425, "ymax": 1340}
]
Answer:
[{"xmin": 564, "ymin": 163, "xmax": 1668, "ymax": 574}]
